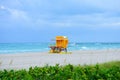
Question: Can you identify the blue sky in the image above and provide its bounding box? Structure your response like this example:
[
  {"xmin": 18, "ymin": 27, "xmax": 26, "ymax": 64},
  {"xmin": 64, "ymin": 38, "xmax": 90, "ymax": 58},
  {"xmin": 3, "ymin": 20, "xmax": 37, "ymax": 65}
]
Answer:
[{"xmin": 0, "ymin": 0, "xmax": 120, "ymax": 43}]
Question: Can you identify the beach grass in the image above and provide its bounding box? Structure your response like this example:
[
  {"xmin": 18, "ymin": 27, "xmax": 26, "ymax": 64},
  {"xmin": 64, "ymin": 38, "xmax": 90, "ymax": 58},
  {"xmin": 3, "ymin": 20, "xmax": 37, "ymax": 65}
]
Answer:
[
  {"xmin": 99, "ymin": 61, "xmax": 120, "ymax": 68},
  {"xmin": 0, "ymin": 61, "xmax": 120, "ymax": 80}
]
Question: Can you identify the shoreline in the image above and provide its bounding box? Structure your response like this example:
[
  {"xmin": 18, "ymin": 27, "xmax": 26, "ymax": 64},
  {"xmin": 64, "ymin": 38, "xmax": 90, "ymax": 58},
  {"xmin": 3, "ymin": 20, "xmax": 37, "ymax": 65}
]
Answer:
[{"xmin": 0, "ymin": 49, "xmax": 120, "ymax": 70}]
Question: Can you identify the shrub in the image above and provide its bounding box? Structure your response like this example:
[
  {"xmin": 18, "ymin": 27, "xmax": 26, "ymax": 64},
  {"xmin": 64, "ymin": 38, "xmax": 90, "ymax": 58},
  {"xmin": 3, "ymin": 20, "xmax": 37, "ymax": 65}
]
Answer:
[{"xmin": 0, "ymin": 61, "xmax": 120, "ymax": 80}]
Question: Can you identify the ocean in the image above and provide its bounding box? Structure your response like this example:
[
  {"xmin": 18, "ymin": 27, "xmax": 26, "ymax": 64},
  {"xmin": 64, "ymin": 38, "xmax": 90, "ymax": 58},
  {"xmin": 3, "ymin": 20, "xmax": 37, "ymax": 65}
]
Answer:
[{"xmin": 0, "ymin": 42, "xmax": 120, "ymax": 54}]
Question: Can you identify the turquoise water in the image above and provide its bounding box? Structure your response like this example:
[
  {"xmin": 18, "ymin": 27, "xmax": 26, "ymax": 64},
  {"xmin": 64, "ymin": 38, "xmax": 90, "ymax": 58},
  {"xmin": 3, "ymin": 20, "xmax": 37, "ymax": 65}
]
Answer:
[{"xmin": 0, "ymin": 43, "xmax": 120, "ymax": 54}]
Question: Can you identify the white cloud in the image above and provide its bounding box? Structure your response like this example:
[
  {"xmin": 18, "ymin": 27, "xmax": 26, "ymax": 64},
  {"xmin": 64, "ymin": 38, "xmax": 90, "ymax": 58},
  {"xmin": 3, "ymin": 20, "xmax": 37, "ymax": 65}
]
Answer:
[
  {"xmin": 99, "ymin": 22, "xmax": 120, "ymax": 27},
  {"xmin": 0, "ymin": 5, "xmax": 29, "ymax": 21},
  {"xmin": 8, "ymin": 9, "xmax": 28, "ymax": 20},
  {"xmin": 71, "ymin": 0, "xmax": 120, "ymax": 12},
  {"xmin": 0, "ymin": 5, "xmax": 5, "ymax": 10},
  {"xmin": 42, "ymin": 13, "xmax": 120, "ymax": 28},
  {"xmin": 1, "ymin": 0, "xmax": 120, "ymax": 29}
]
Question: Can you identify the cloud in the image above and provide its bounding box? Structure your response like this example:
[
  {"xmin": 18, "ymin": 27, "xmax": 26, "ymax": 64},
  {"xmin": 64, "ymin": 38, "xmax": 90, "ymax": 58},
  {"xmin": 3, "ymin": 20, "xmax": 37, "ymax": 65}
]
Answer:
[
  {"xmin": 0, "ymin": 5, "xmax": 29, "ymax": 21},
  {"xmin": 1, "ymin": 0, "xmax": 120, "ymax": 29},
  {"xmin": 8, "ymin": 9, "xmax": 28, "ymax": 20},
  {"xmin": 1, "ymin": 0, "xmax": 120, "ymax": 15},
  {"xmin": 0, "ymin": 5, "xmax": 5, "ymax": 10},
  {"xmin": 25, "ymin": 0, "xmax": 120, "ymax": 15},
  {"xmin": 42, "ymin": 12, "xmax": 120, "ymax": 28},
  {"xmin": 98, "ymin": 22, "xmax": 120, "ymax": 27},
  {"xmin": 66, "ymin": 0, "xmax": 120, "ymax": 13}
]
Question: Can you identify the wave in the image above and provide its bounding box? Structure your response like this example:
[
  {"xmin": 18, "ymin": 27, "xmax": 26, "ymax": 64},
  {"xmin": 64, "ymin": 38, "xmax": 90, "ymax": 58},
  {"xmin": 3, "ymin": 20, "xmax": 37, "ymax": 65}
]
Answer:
[{"xmin": 81, "ymin": 46, "xmax": 88, "ymax": 49}]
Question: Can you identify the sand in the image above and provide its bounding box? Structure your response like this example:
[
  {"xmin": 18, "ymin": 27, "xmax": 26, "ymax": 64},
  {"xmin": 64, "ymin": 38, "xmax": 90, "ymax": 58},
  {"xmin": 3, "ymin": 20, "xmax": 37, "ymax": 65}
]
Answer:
[{"xmin": 0, "ymin": 49, "xmax": 120, "ymax": 70}]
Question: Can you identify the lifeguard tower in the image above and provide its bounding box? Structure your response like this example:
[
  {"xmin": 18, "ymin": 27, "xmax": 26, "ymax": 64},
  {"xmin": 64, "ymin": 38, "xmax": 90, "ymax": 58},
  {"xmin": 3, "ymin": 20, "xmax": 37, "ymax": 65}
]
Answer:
[{"xmin": 49, "ymin": 36, "xmax": 68, "ymax": 53}]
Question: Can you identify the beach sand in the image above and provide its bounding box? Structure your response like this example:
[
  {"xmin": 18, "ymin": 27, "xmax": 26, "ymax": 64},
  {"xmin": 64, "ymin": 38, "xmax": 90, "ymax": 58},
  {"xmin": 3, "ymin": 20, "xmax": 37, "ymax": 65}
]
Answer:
[{"xmin": 0, "ymin": 49, "xmax": 120, "ymax": 70}]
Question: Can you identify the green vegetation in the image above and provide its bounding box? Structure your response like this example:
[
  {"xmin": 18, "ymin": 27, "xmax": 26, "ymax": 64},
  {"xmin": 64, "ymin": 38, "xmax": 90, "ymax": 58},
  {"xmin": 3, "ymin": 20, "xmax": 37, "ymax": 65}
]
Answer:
[{"xmin": 0, "ymin": 61, "xmax": 120, "ymax": 80}]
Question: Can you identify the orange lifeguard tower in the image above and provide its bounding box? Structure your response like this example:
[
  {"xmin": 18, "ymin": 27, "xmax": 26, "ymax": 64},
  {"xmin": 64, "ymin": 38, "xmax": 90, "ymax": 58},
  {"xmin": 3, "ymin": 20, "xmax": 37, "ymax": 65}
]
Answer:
[{"xmin": 50, "ymin": 36, "xmax": 68, "ymax": 53}]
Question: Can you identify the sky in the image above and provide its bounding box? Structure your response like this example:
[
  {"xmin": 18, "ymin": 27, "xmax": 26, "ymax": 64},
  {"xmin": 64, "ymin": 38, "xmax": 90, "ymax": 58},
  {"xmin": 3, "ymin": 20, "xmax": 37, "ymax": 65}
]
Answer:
[{"xmin": 0, "ymin": 0, "xmax": 120, "ymax": 43}]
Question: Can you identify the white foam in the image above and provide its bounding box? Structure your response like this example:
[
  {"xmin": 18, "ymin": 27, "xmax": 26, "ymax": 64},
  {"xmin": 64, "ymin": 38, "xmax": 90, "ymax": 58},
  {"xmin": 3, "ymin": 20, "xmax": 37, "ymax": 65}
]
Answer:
[{"xmin": 81, "ymin": 46, "xmax": 88, "ymax": 49}]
